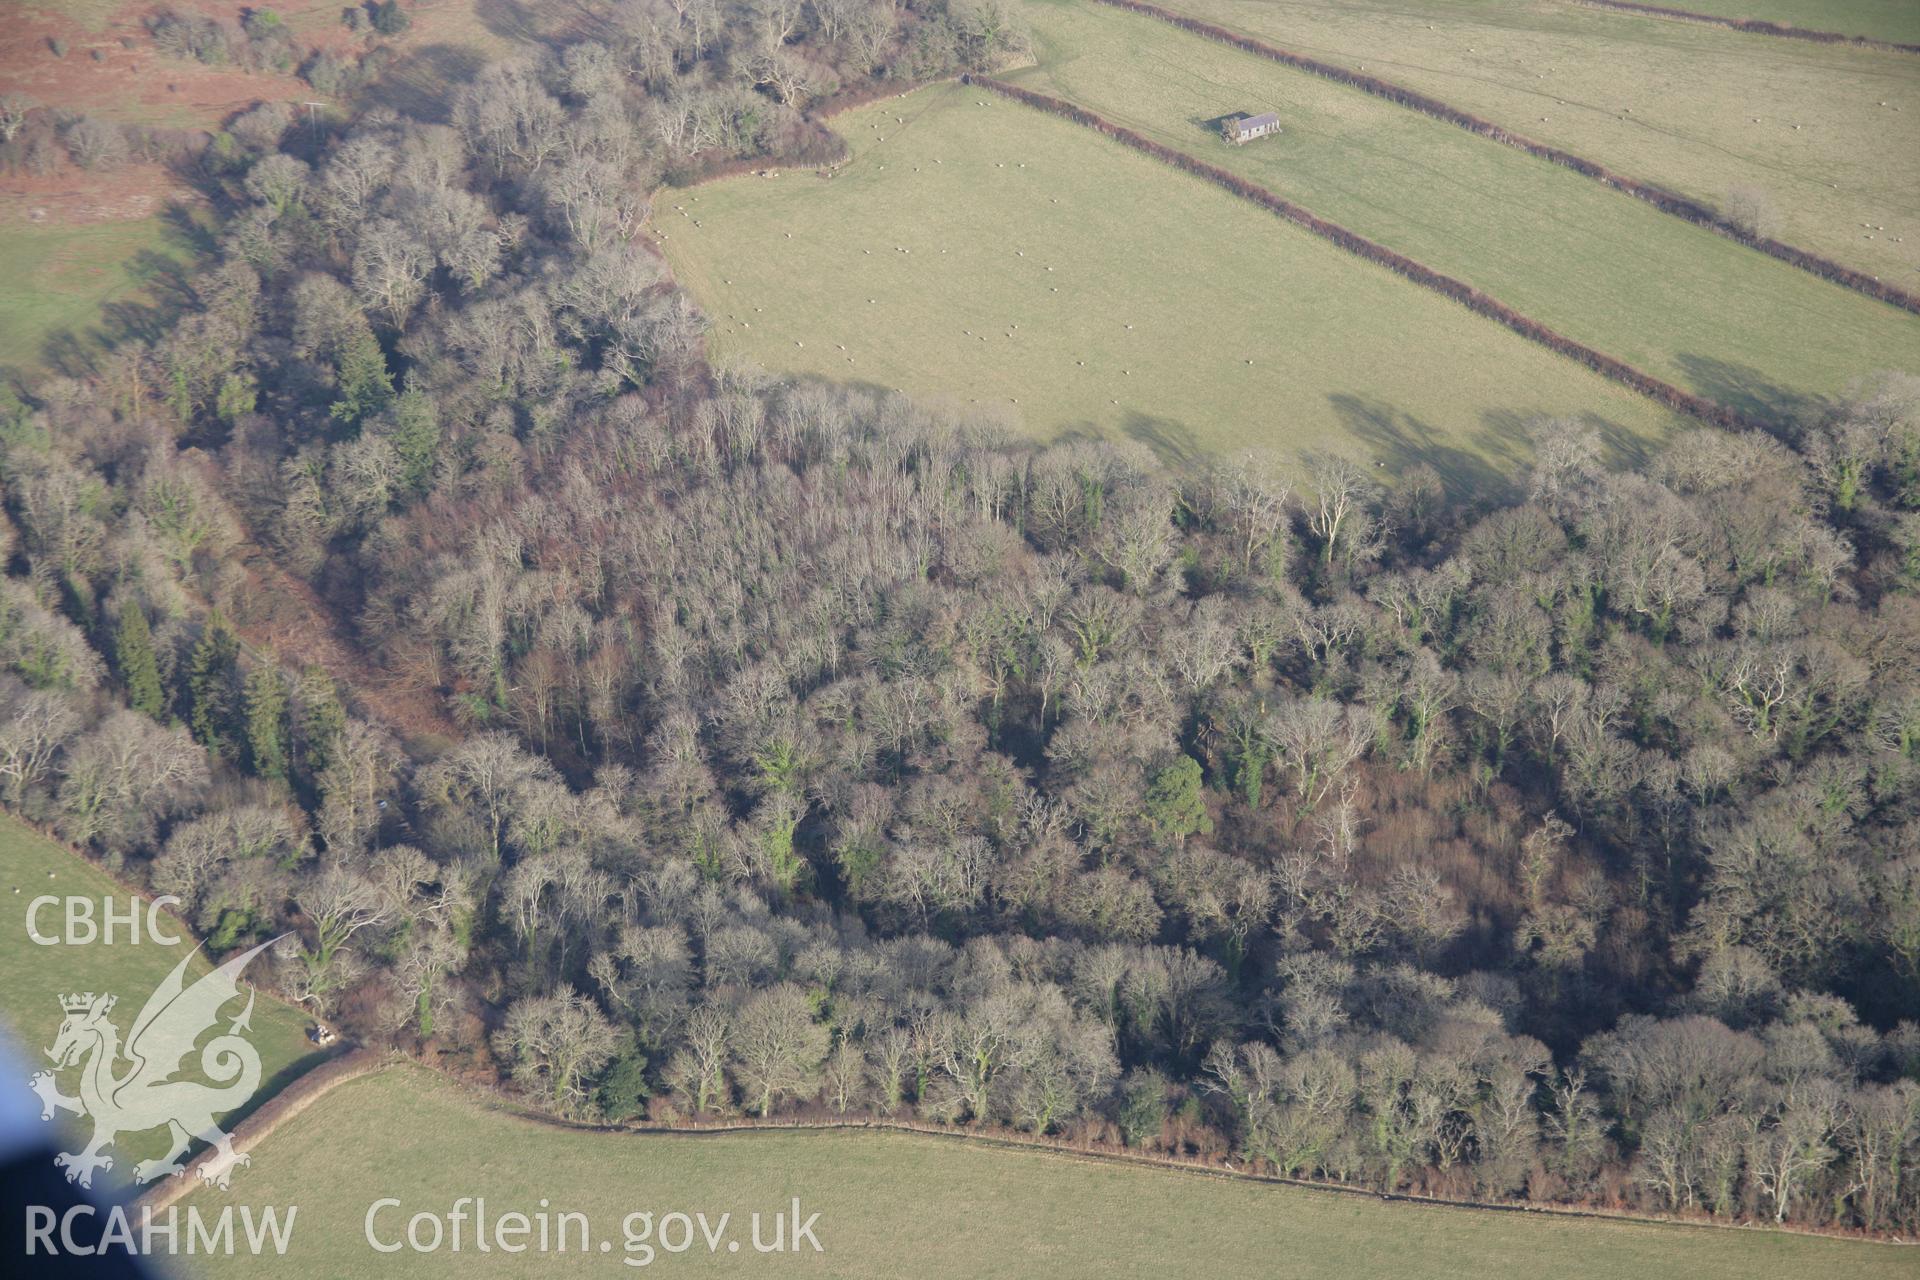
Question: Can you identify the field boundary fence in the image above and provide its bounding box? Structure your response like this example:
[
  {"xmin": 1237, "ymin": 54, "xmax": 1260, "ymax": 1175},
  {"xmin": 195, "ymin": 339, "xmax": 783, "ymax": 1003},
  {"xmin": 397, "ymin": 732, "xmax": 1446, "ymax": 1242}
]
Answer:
[
  {"xmin": 1086, "ymin": 0, "xmax": 1920, "ymax": 316},
  {"xmin": 965, "ymin": 73, "xmax": 1769, "ymax": 431},
  {"xmin": 1569, "ymin": 0, "xmax": 1920, "ymax": 54}
]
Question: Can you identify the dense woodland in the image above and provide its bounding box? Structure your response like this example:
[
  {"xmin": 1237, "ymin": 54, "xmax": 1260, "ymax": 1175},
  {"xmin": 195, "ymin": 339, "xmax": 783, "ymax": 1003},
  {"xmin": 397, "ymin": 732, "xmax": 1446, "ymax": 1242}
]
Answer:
[{"xmin": 3, "ymin": 0, "xmax": 1920, "ymax": 1235}]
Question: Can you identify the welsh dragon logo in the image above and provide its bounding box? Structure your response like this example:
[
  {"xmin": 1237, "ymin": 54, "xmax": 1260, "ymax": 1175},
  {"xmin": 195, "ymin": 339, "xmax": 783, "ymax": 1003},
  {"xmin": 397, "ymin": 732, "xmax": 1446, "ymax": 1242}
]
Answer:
[{"xmin": 26, "ymin": 938, "xmax": 279, "ymax": 1191}]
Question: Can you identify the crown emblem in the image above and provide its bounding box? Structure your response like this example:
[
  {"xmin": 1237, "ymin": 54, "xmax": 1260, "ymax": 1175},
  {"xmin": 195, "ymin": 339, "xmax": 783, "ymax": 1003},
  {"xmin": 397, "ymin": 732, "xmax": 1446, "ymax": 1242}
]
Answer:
[{"xmin": 59, "ymin": 992, "xmax": 113, "ymax": 1015}]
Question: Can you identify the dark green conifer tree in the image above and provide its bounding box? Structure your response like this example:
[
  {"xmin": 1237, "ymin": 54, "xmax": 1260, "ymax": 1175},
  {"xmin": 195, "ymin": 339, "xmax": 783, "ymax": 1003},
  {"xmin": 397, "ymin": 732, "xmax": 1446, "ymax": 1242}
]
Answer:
[
  {"xmin": 187, "ymin": 613, "xmax": 242, "ymax": 759},
  {"xmin": 245, "ymin": 663, "xmax": 290, "ymax": 781},
  {"xmin": 113, "ymin": 598, "xmax": 166, "ymax": 720}
]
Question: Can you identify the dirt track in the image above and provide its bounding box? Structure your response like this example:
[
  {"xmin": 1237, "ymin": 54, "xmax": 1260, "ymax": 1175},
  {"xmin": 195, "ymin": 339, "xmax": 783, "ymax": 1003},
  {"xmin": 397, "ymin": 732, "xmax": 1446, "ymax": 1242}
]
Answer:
[{"xmin": 134, "ymin": 1046, "xmax": 388, "ymax": 1214}]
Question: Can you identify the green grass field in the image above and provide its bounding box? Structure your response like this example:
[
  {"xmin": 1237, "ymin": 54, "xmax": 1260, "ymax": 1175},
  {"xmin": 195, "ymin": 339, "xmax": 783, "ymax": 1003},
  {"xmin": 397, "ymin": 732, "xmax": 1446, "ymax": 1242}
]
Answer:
[
  {"xmin": 1654, "ymin": 0, "xmax": 1920, "ymax": 45},
  {"xmin": 174, "ymin": 1061, "xmax": 1912, "ymax": 1278},
  {"xmin": 1163, "ymin": 0, "xmax": 1920, "ymax": 286},
  {"xmin": 663, "ymin": 82, "xmax": 1682, "ymax": 479},
  {"xmin": 0, "ymin": 813, "xmax": 322, "ymax": 1191},
  {"xmin": 1013, "ymin": 0, "xmax": 1920, "ymax": 422},
  {"xmin": 0, "ymin": 216, "xmax": 193, "ymax": 379}
]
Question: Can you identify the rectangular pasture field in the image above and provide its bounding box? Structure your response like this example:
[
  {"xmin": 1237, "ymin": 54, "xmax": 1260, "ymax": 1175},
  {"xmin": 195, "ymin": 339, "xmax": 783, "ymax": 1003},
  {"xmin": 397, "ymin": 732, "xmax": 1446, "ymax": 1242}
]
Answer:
[
  {"xmin": 660, "ymin": 81, "xmax": 1681, "ymax": 483},
  {"xmin": 1157, "ymin": 0, "xmax": 1920, "ymax": 286},
  {"xmin": 174, "ymin": 1061, "xmax": 1917, "ymax": 1278},
  {"xmin": 1617, "ymin": 0, "xmax": 1920, "ymax": 46},
  {"xmin": 1014, "ymin": 0, "xmax": 1920, "ymax": 423}
]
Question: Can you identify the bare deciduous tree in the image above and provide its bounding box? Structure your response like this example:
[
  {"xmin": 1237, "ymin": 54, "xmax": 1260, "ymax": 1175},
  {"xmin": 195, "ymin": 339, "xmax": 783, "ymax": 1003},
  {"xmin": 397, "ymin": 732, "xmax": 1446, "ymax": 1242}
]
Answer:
[{"xmin": 495, "ymin": 988, "xmax": 621, "ymax": 1114}]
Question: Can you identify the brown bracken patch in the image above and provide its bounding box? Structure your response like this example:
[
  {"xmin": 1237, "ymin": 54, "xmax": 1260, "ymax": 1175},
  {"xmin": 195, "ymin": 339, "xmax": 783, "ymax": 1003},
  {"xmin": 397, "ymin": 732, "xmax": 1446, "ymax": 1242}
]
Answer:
[{"xmin": 0, "ymin": 159, "xmax": 191, "ymax": 226}]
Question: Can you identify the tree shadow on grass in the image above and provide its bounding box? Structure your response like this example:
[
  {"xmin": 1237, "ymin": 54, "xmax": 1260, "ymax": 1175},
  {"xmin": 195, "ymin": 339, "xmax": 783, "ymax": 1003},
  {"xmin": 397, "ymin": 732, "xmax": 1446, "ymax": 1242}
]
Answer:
[
  {"xmin": 221, "ymin": 1048, "xmax": 337, "ymax": 1134},
  {"xmin": 1329, "ymin": 392, "xmax": 1515, "ymax": 500},
  {"xmin": 474, "ymin": 0, "xmax": 548, "ymax": 42},
  {"xmin": 1042, "ymin": 411, "xmax": 1204, "ymax": 471},
  {"xmin": 34, "ymin": 332, "xmax": 100, "ymax": 383},
  {"xmin": 1120, "ymin": 410, "xmax": 1203, "ymax": 470},
  {"xmin": 1330, "ymin": 393, "xmax": 1672, "ymax": 502},
  {"xmin": 24, "ymin": 203, "xmax": 209, "ymax": 383},
  {"xmin": 475, "ymin": 0, "xmax": 609, "ymax": 44},
  {"xmin": 1674, "ymin": 352, "xmax": 1835, "ymax": 437},
  {"xmin": 1479, "ymin": 404, "xmax": 1654, "ymax": 473},
  {"xmin": 363, "ymin": 44, "xmax": 490, "ymax": 124},
  {"xmin": 99, "ymin": 247, "xmax": 199, "ymax": 346},
  {"xmin": 1586, "ymin": 412, "xmax": 1659, "ymax": 473},
  {"xmin": 159, "ymin": 198, "xmax": 220, "ymax": 258}
]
